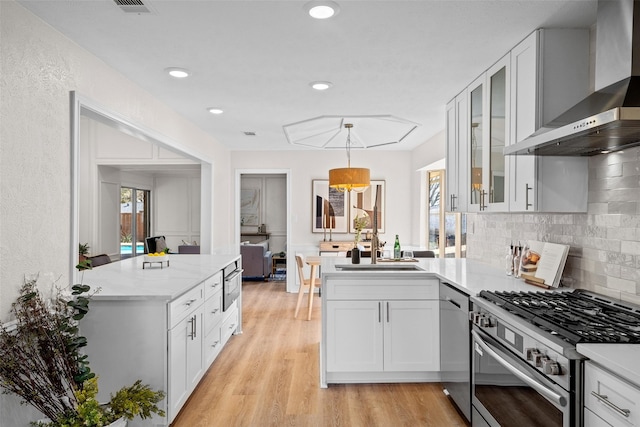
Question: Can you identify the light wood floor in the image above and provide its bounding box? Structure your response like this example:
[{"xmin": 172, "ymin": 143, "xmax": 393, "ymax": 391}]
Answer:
[{"xmin": 171, "ymin": 280, "xmax": 468, "ymax": 427}]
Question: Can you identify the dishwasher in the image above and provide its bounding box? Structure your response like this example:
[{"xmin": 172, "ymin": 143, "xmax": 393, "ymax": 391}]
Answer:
[{"xmin": 440, "ymin": 282, "xmax": 471, "ymax": 422}]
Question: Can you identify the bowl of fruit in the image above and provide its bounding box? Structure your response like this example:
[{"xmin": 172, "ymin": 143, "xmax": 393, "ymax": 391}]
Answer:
[{"xmin": 144, "ymin": 252, "xmax": 168, "ymax": 263}]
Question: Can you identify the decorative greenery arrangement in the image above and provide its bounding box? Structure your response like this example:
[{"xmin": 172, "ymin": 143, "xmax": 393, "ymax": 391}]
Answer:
[
  {"xmin": 0, "ymin": 277, "xmax": 165, "ymax": 426},
  {"xmin": 353, "ymin": 215, "xmax": 368, "ymax": 245},
  {"xmin": 78, "ymin": 243, "xmax": 90, "ymax": 257}
]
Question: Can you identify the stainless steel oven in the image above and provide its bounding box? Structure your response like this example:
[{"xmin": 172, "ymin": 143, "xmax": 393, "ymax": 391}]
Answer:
[
  {"xmin": 223, "ymin": 260, "xmax": 242, "ymax": 312},
  {"xmin": 471, "ymin": 326, "xmax": 572, "ymax": 427}
]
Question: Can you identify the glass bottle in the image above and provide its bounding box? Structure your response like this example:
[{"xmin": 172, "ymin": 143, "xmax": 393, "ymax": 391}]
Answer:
[
  {"xmin": 505, "ymin": 244, "xmax": 514, "ymax": 275},
  {"xmin": 513, "ymin": 245, "xmax": 522, "ymax": 278},
  {"xmin": 394, "ymin": 235, "xmax": 401, "ymax": 259}
]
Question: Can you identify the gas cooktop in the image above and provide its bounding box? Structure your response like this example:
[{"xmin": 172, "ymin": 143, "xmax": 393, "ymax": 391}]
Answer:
[{"xmin": 478, "ymin": 289, "xmax": 640, "ymax": 345}]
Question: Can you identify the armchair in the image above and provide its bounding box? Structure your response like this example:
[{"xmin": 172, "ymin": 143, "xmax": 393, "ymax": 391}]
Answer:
[{"xmin": 240, "ymin": 240, "xmax": 273, "ymax": 281}]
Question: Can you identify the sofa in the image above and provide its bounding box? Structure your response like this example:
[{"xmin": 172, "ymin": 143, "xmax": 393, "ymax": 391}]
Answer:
[{"xmin": 240, "ymin": 240, "xmax": 272, "ymax": 280}]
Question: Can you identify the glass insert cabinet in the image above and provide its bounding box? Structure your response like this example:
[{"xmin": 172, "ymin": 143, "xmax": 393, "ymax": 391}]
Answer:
[{"xmin": 467, "ymin": 54, "xmax": 509, "ymax": 212}]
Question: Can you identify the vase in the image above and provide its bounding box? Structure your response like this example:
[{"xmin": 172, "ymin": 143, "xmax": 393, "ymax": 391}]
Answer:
[{"xmin": 351, "ymin": 247, "xmax": 360, "ymax": 264}]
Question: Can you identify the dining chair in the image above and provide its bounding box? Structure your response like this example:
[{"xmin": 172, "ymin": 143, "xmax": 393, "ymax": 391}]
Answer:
[
  {"xmin": 294, "ymin": 254, "xmax": 321, "ymax": 319},
  {"xmin": 408, "ymin": 250, "xmax": 435, "ymax": 258}
]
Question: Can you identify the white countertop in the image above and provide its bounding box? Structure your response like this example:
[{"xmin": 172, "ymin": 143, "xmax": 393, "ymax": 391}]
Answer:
[
  {"xmin": 577, "ymin": 343, "xmax": 640, "ymax": 388},
  {"xmin": 320, "ymin": 257, "xmax": 547, "ymax": 296},
  {"xmin": 79, "ymin": 254, "xmax": 240, "ymax": 301}
]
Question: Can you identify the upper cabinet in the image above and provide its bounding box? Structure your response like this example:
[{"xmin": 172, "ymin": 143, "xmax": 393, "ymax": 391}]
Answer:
[
  {"xmin": 508, "ymin": 29, "xmax": 590, "ymax": 212},
  {"xmin": 446, "ymin": 28, "xmax": 590, "ymax": 213},
  {"xmin": 445, "ymin": 90, "xmax": 468, "ymax": 212},
  {"xmin": 470, "ymin": 55, "xmax": 510, "ymax": 212}
]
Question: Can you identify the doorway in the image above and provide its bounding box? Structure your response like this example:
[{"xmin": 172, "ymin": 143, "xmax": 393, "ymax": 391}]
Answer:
[{"xmin": 236, "ymin": 169, "xmax": 292, "ymax": 292}]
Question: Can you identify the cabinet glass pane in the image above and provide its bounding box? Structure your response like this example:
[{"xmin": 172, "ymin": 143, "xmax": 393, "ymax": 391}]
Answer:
[
  {"xmin": 428, "ymin": 172, "xmax": 440, "ymax": 252},
  {"xmin": 490, "ymin": 67, "xmax": 506, "ymax": 203},
  {"xmin": 470, "ymin": 85, "xmax": 483, "ymax": 206}
]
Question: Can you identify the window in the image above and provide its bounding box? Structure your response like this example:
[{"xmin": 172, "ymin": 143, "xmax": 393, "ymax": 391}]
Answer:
[
  {"xmin": 120, "ymin": 187, "xmax": 150, "ymax": 258},
  {"xmin": 427, "ymin": 170, "xmax": 466, "ymax": 258}
]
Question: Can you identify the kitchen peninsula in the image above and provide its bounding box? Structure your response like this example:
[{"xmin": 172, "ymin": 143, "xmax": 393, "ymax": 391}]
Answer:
[
  {"xmin": 78, "ymin": 254, "xmax": 242, "ymax": 426},
  {"xmin": 319, "ymin": 257, "xmax": 538, "ymax": 388}
]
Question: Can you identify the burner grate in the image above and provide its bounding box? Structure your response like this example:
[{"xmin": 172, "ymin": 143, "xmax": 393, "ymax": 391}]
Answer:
[{"xmin": 479, "ymin": 290, "xmax": 640, "ymax": 344}]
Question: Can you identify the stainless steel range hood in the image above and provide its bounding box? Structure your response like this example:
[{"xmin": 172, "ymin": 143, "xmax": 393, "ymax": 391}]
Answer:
[{"xmin": 505, "ymin": 0, "xmax": 640, "ymax": 156}]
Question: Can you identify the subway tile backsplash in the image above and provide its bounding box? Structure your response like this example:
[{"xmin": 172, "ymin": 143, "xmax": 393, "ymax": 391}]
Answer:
[{"xmin": 467, "ymin": 146, "xmax": 640, "ymax": 304}]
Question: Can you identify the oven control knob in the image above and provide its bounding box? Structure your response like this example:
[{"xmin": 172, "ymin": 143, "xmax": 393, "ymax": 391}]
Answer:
[
  {"xmin": 525, "ymin": 348, "xmax": 536, "ymax": 361},
  {"xmin": 542, "ymin": 359, "xmax": 561, "ymax": 375},
  {"xmin": 528, "ymin": 349, "xmax": 544, "ymax": 367}
]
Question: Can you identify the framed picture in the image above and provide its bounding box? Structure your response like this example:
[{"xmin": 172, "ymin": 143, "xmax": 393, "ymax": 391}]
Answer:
[
  {"xmin": 240, "ymin": 188, "xmax": 260, "ymax": 226},
  {"xmin": 312, "ymin": 180, "xmax": 349, "ymax": 233},
  {"xmin": 350, "ymin": 180, "xmax": 385, "ymax": 233}
]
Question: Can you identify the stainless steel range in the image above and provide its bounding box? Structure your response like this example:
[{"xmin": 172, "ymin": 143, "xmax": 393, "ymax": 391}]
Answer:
[{"xmin": 470, "ymin": 289, "xmax": 640, "ymax": 427}]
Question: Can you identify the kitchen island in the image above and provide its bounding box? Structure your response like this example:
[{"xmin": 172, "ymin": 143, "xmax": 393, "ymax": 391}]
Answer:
[
  {"xmin": 79, "ymin": 254, "xmax": 241, "ymax": 427},
  {"xmin": 319, "ymin": 257, "xmax": 538, "ymax": 388}
]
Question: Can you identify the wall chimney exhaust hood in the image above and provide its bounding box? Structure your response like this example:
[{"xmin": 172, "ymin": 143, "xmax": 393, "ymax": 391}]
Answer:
[{"xmin": 505, "ymin": 0, "xmax": 640, "ymax": 156}]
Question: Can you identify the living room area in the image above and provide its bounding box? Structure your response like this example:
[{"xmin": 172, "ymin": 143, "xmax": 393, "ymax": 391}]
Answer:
[{"xmin": 240, "ymin": 173, "xmax": 287, "ymax": 282}]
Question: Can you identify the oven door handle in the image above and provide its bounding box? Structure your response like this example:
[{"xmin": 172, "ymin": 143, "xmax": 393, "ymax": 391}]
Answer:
[
  {"xmin": 225, "ymin": 269, "xmax": 243, "ymax": 282},
  {"xmin": 471, "ymin": 330, "xmax": 567, "ymax": 407}
]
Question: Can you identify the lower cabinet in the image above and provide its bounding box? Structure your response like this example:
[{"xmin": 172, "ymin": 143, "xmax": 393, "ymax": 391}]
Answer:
[
  {"xmin": 168, "ymin": 306, "xmax": 204, "ymax": 418},
  {"xmin": 584, "ymin": 361, "xmax": 640, "ymax": 427},
  {"xmin": 321, "ymin": 276, "xmax": 440, "ymax": 386},
  {"xmin": 82, "ymin": 265, "xmax": 240, "ymax": 427},
  {"xmin": 326, "ymin": 300, "xmax": 438, "ymax": 373}
]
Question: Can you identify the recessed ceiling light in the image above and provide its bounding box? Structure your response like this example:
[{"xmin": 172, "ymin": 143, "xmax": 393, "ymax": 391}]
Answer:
[
  {"xmin": 165, "ymin": 67, "xmax": 190, "ymax": 78},
  {"xmin": 304, "ymin": 1, "xmax": 340, "ymax": 19},
  {"xmin": 310, "ymin": 81, "xmax": 333, "ymax": 91},
  {"xmin": 207, "ymin": 107, "xmax": 224, "ymax": 115}
]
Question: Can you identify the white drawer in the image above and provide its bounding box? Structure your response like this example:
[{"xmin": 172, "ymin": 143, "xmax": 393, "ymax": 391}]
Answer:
[
  {"xmin": 204, "ymin": 325, "xmax": 223, "ymax": 367},
  {"xmin": 204, "ymin": 291, "xmax": 223, "ymax": 336},
  {"xmin": 585, "ymin": 407, "xmax": 613, "ymax": 427},
  {"xmin": 325, "ymin": 278, "xmax": 439, "ymax": 300},
  {"xmin": 585, "ymin": 361, "xmax": 640, "ymax": 427},
  {"xmin": 204, "ymin": 271, "xmax": 223, "ymax": 300},
  {"xmin": 169, "ymin": 283, "xmax": 204, "ymax": 329},
  {"xmin": 221, "ymin": 307, "xmax": 239, "ymax": 345}
]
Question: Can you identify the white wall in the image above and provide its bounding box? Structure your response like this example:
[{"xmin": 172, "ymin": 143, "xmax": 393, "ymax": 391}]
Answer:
[
  {"xmin": 0, "ymin": 3, "xmax": 233, "ymax": 422},
  {"xmin": 231, "ymin": 149, "xmax": 416, "ymax": 256}
]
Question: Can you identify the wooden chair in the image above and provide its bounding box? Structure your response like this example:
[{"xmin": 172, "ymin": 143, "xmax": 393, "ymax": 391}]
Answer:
[{"xmin": 294, "ymin": 254, "xmax": 321, "ymax": 320}]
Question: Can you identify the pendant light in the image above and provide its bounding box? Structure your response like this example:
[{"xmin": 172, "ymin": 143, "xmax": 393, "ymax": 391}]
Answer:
[{"xmin": 329, "ymin": 123, "xmax": 370, "ymax": 193}]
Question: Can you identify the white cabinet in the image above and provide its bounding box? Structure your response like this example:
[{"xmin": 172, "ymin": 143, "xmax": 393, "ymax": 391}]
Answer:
[
  {"xmin": 445, "ymin": 28, "xmax": 590, "ymax": 213},
  {"xmin": 81, "ymin": 258, "xmax": 241, "ymax": 427},
  {"xmin": 584, "ymin": 361, "xmax": 640, "ymax": 427},
  {"xmin": 467, "ymin": 54, "xmax": 510, "ymax": 212},
  {"xmin": 508, "ymin": 29, "xmax": 589, "ymax": 212},
  {"xmin": 445, "ymin": 90, "xmax": 468, "ymax": 212},
  {"xmin": 322, "ymin": 276, "xmax": 440, "ymax": 386},
  {"xmin": 168, "ymin": 304, "xmax": 204, "ymax": 418}
]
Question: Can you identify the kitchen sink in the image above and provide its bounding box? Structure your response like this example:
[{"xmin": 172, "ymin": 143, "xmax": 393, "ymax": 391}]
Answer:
[{"xmin": 334, "ymin": 264, "xmax": 424, "ymax": 271}]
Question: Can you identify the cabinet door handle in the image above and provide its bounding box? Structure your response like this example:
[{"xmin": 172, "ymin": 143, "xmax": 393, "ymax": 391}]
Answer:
[
  {"xmin": 386, "ymin": 302, "xmax": 390, "ymax": 323},
  {"xmin": 185, "ymin": 298, "xmax": 197, "ymax": 307},
  {"xmin": 188, "ymin": 315, "xmax": 195, "ymax": 340},
  {"xmin": 591, "ymin": 391, "xmax": 631, "ymax": 417},
  {"xmin": 212, "ymin": 340, "xmax": 220, "ymax": 348},
  {"xmin": 378, "ymin": 302, "xmax": 382, "ymax": 323},
  {"xmin": 212, "ymin": 308, "xmax": 219, "ymax": 314},
  {"xmin": 450, "ymin": 194, "xmax": 457, "ymax": 211},
  {"xmin": 525, "ymin": 183, "xmax": 533, "ymax": 210},
  {"xmin": 480, "ymin": 190, "xmax": 487, "ymax": 211},
  {"xmin": 193, "ymin": 315, "xmax": 197, "ymax": 338}
]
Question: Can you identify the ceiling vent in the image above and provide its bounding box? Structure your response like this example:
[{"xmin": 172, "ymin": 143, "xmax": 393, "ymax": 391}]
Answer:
[
  {"xmin": 244, "ymin": 131, "xmax": 256, "ymax": 136},
  {"xmin": 113, "ymin": 0, "xmax": 153, "ymax": 14}
]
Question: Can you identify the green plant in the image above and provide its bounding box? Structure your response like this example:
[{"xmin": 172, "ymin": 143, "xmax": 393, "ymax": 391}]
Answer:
[
  {"xmin": 0, "ymin": 277, "xmax": 165, "ymax": 426},
  {"xmin": 353, "ymin": 215, "xmax": 368, "ymax": 244},
  {"xmin": 78, "ymin": 243, "xmax": 90, "ymax": 256}
]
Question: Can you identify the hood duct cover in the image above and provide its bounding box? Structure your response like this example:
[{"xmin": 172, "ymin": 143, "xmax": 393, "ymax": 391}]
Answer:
[{"xmin": 505, "ymin": 0, "xmax": 640, "ymax": 156}]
